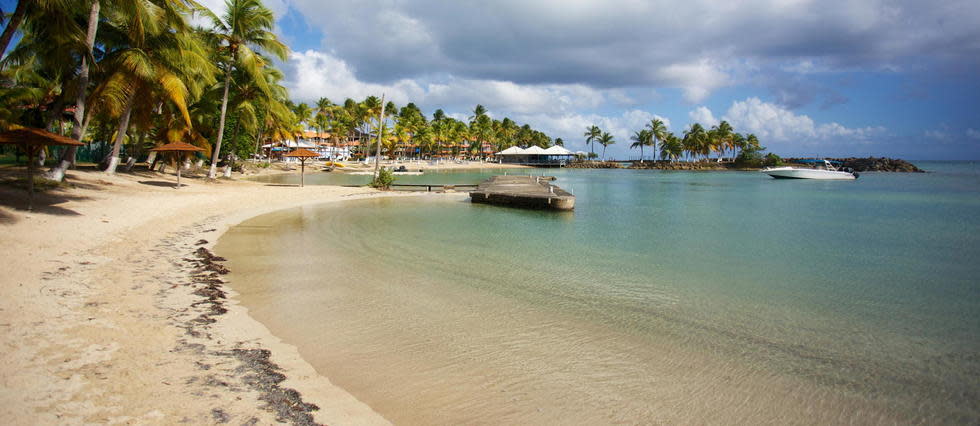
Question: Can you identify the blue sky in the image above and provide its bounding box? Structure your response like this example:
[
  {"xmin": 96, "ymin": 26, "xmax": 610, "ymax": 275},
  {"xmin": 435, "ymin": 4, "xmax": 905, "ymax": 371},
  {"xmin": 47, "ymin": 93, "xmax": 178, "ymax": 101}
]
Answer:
[{"xmin": 5, "ymin": 0, "xmax": 979, "ymax": 159}]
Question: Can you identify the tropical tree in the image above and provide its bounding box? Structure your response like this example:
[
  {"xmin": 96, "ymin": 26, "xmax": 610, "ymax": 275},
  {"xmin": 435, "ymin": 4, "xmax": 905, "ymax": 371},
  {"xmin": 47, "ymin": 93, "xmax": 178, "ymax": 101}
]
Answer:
[
  {"xmin": 598, "ymin": 131, "xmax": 615, "ymax": 161},
  {"xmin": 630, "ymin": 129, "xmax": 653, "ymax": 163},
  {"xmin": 204, "ymin": 0, "xmax": 288, "ymax": 179},
  {"xmin": 584, "ymin": 125, "xmax": 600, "ymax": 159},
  {"xmin": 99, "ymin": 0, "xmax": 217, "ymax": 173},
  {"xmin": 660, "ymin": 132, "xmax": 683, "ymax": 162},
  {"xmin": 646, "ymin": 118, "xmax": 667, "ymax": 161},
  {"xmin": 684, "ymin": 123, "xmax": 709, "ymax": 161},
  {"xmin": 710, "ymin": 120, "xmax": 734, "ymax": 161}
]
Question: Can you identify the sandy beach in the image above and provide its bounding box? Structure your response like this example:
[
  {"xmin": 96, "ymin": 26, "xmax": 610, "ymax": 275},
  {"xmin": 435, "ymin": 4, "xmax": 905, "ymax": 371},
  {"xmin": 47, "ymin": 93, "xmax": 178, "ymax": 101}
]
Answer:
[{"xmin": 0, "ymin": 165, "xmax": 448, "ymax": 425}]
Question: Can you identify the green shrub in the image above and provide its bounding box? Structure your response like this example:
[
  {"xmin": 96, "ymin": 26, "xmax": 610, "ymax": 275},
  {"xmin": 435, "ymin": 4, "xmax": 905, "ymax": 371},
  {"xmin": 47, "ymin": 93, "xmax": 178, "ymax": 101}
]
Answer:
[
  {"xmin": 371, "ymin": 168, "xmax": 395, "ymax": 190},
  {"xmin": 762, "ymin": 153, "xmax": 783, "ymax": 167}
]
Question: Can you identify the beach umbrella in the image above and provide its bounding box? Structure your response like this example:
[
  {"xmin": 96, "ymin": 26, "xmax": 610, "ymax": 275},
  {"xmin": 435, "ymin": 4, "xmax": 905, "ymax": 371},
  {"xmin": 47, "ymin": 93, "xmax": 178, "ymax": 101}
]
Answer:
[
  {"xmin": 0, "ymin": 128, "xmax": 84, "ymax": 211},
  {"xmin": 283, "ymin": 148, "xmax": 320, "ymax": 187},
  {"xmin": 150, "ymin": 142, "xmax": 205, "ymax": 189}
]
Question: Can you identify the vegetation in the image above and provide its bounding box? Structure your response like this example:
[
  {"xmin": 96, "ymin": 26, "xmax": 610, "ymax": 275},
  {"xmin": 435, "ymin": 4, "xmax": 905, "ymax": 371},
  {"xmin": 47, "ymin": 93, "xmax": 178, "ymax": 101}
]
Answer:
[
  {"xmin": 589, "ymin": 119, "xmax": 766, "ymax": 163},
  {"xmin": 1, "ymin": 0, "xmax": 560, "ymax": 179},
  {"xmin": 371, "ymin": 167, "xmax": 394, "ymax": 190}
]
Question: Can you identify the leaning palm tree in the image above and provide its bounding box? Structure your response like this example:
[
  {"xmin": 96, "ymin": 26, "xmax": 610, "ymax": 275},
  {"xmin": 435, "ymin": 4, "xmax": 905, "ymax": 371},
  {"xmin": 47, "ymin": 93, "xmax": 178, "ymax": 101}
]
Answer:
[
  {"xmin": 598, "ymin": 131, "xmax": 615, "ymax": 161},
  {"xmin": 584, "ymin": 125, "xmax": 601, "ymax": 159},
  {"xmin": 630, "ymin": 129, "xmax": 652, "ymax": 163},
  {"xmin": 646, "ymin": 118, "xmax": 667, "ymax": 161},
  {"xmin": 204, "ymin": 0, "xmax": 288, "ymax": 179},
  {"xmin": 98, "ymin": 0, "xmax": 217, "ymax": 173}
]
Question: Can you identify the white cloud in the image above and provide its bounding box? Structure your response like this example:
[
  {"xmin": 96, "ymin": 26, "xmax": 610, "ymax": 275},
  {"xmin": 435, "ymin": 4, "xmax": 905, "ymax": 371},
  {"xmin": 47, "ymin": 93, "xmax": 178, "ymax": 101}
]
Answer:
[
  {"xmin": 688, "ymin": 106, "xmax": 719, "ymax": 127},
  {"xmin": 966, "ymin": 128, "xmax": 980, "ymax": 139},
  {"xmin": 286, "ymin": 49, "xmax": 619, "ymax": 116},
  {"xmin": 924, "ymin": 129, "xmax": 950, "ymax": 141},
  {"xmin": 656, "ymin": 60, "xmax": 733, "ymax": 103},
  {"xmin": 721, "ymin": 97, "xmax": 884, "ymax": 144}
]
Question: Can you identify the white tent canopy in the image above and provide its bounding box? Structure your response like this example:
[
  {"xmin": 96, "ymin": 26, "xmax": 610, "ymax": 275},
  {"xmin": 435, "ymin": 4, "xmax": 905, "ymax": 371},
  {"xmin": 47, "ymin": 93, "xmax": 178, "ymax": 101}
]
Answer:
[
  {"xmin": 496, "ymin": 146, "xmax": 526, "ymax": 155},
  {"xmin": 543, "ymin": 145, "xmax": 574, "ymax": 155},
  {"xmin": 522, "ymin": 145, "xmax": 548, "ymax": 154}
]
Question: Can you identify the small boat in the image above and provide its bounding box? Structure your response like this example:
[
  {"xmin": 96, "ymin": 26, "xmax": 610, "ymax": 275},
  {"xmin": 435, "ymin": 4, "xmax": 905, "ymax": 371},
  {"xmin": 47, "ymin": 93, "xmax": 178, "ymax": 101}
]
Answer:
[{"xmin": 763, "ymin": 159, "xmax": 858, "ymax": 180}]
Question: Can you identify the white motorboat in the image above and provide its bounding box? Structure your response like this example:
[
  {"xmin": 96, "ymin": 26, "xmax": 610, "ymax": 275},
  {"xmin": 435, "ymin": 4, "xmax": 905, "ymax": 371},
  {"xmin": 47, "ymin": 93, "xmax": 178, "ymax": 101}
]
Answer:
[{"xmin": 763, "ymin": 159, "xmax": 858, "ymax": 180}]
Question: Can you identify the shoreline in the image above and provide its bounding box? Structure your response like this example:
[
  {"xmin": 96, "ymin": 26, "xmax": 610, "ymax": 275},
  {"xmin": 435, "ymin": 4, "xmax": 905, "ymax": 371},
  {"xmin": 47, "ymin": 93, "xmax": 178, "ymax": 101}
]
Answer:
[{"xmin": 0, "ymin": 169, "xmax": 399, "ymax": 424}]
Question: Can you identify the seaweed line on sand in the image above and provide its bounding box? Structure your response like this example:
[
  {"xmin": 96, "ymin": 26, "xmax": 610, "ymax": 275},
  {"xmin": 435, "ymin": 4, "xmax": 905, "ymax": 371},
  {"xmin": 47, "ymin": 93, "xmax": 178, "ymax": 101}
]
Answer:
[{"xmin": 178, "ymin": 239, "xmax": 322, "ymax": 425}]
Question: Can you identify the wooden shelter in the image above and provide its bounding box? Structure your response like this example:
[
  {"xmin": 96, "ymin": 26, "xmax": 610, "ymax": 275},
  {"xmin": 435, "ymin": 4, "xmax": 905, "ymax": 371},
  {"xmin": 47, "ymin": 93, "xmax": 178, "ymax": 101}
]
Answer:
[
  {"xmin": 283, "ymin": 148, "xmax": 320, "ymax": 187},
  {"xmin": 149, "ymin": 142, "xmax": 205, "ymax": 189},
  {"xmin": 0, "ymin": 128, "xmax": 84, "ymax": 210}
]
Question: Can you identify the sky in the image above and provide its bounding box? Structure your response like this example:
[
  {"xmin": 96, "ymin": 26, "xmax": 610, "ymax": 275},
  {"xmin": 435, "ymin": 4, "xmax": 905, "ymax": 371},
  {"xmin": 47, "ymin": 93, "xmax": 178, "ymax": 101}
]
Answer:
[{"xmin": 5, "ymin": 0, "xmax": 979, "ymax": 159}]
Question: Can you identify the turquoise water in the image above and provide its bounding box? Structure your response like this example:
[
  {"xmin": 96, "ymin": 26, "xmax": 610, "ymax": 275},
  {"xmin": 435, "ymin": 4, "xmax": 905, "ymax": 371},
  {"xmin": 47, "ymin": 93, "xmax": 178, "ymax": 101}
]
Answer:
[{"xmin": 220, "ymin": 162, "xmax": 980, "ymax": 424}]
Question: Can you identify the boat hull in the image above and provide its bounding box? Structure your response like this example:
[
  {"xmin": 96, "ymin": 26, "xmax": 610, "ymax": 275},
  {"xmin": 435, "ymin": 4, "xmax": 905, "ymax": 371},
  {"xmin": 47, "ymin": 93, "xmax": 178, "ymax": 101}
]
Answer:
[{"xmin": 763, "ymin": 167, "xmax": 857, "ymax": 180}]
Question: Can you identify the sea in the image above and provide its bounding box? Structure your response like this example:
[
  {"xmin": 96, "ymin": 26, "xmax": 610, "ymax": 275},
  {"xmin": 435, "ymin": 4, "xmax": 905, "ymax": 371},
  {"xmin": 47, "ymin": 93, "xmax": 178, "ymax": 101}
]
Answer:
[{"xmin": 218, "ymin": 161, "xmax": 980, "ymax": 424}]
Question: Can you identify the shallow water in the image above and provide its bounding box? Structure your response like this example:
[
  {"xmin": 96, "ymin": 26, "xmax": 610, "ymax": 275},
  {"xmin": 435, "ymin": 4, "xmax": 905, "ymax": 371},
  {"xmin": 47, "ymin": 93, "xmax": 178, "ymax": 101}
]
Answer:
[{"xmin": 219, "ymin": 162, "xmax": 980, "ymax": 424}]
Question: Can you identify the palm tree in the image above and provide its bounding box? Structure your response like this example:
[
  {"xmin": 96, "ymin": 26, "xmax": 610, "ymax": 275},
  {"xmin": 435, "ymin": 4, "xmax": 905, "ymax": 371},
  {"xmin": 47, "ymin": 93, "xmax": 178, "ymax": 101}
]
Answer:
[
  {"xmin": 46, "ymin": 0, "xmax": 101, "ymax": 180},
  {"xmin": 646, "ymin": 118, "xmax": 667, "ymax": 161},
  {"xmin": 684, "ymin": 123, "xmax": 709, "ymax": 161},
  {"xmin": 598, "ymin": 131, "xmax": 615, "ymax": 161},
  {"xmin": 99, "ymin": 0, "xmax": 217, "ymax": 173},
  {"xmin": 629, "ymin": 129, "xmax": 652, "ymax": 163},
  {"xmin": 0, "ymin": 0, "xmax": 73, "ymax": 60},
  {"xmin": 584, "ymin": 125, "xmax": 600, "ymax": 159},
  {"xmin": 204, "ymin": 0, "xmax": 288, "ymax": 179},
  {"xmin": 711, "ymin": 120, "xmax": 734, "ymax": 161},
  {"xmin": 660, "ymin": 132, "xmax": 683, "ymax": 162}
]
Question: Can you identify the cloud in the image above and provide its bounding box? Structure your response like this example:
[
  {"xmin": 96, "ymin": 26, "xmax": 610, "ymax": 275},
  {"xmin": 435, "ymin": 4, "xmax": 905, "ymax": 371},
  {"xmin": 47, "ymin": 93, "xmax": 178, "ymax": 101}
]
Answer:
[
  {"xmin": 721, "ymin": 97, "xmax": 885, "ymax": 144},
  {"xmin": 284, "ymin": 0, "xmax": 980, "ymax": 97},
  {"xmin": 924, "ymin": 129, "xmax": 950, "ymax": 141},
  {"xmin": 285, "ymin": 50, "xmax": 619, "ymax": 115},
  {"xmin": 689, "ymin": 106, "xmax": 719, "ymax": 127},
  {"xmin": 967, "ymin": 128, "xmax": 980, "ymax": 139}
]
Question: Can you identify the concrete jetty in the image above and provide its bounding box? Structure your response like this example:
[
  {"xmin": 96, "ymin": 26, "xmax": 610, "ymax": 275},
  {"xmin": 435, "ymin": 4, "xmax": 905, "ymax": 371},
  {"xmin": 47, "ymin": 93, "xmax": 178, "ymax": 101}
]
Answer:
[{"xmin": 469, "ymin": 175, "xmax": 575, "ymax": 210}]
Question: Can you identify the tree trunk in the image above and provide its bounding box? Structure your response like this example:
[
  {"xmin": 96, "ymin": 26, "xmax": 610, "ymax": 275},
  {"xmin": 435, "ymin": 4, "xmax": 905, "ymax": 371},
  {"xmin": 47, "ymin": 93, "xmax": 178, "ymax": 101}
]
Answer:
[
  {"xmin": 373, "ymin": 94, "xmax": 386, "ymax": 178},
  {"xmin": 208, "ymin": 69, "xmax": 232, "ymax": 179},
  {"xmin": 104, "ymin": 95, "xmax": 134, "ymax": 174},
  {"xmin": 228, "ymin": 114, "xmax": 241, "ymax": 170},
  {"xmin": 47, "ymin": 0, "xmax": 100, "ymax": 181},
  {"xmin": 0, "ymin": 0, "xmax": 28, "ymax": 60},
  {"xmin": 639, "ymin": 145, "xmax": 644, "ymax": 163}
]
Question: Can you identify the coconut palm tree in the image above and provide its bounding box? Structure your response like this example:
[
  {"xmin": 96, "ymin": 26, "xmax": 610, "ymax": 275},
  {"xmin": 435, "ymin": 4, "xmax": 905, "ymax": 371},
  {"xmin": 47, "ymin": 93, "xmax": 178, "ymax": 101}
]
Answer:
[
  {"xmin": 204, "ymin": 0, "xmax": 288, "ymax": 178},
  {"xmin": 98, "ymin": 0, "xmax": 217, "ymax": 173},
  {"xmin": 646, "ymin": 118, "xmax": 667, "ymax": 161},
  {"xmin": 584, "ymin": 125, "xmax": 600, "ymax": 159},
  {"xmin": 667, "ymin": 133, "xmax": 684, "ymax": 162},
  {"xmin": 630, "ymin": 129, "xmax": 652, "ymax": 163},
  {"xmin": 0, "ymin": 0, "xmax": 75, "ymax": 60},
  {"xmin": 684, "ymin": 123, "xmax": 709, "ymax": 161},
  {"xmin": 711, "ymin": 120, "xmax": 734, "ymax": 161},
  {"xmin": 598, "ymin": 131, "xmax": 615, "ymax": 161}
]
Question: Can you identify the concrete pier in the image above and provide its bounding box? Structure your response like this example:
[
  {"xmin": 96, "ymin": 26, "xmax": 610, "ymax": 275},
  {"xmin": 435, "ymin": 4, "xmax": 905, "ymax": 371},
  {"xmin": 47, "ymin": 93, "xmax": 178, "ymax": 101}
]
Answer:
[{"xmin": 469, "ymin": 175, "xmax": 575, "ymax": 210}]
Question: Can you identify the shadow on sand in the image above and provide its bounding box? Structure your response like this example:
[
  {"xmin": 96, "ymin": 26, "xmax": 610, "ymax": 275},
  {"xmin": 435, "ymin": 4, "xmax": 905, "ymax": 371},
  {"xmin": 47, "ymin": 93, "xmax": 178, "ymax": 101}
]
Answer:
[{"xmin": 138, "ymin": 180, "xmax": 184, "ymax": 188}]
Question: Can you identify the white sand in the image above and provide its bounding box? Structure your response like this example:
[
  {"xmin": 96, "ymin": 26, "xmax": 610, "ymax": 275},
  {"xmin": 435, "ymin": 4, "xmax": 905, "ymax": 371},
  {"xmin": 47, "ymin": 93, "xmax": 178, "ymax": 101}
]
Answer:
[{"xmin": 0, "ymin": 167, "xmax": 404, "ymax": 424}]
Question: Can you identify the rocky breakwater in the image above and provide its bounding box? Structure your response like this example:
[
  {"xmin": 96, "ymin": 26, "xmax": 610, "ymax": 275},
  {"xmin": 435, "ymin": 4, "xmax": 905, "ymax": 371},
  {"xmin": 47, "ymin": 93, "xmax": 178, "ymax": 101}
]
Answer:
[{"xmin": 835, "ymin": 157, "xmax": 924, "ymax": 172}]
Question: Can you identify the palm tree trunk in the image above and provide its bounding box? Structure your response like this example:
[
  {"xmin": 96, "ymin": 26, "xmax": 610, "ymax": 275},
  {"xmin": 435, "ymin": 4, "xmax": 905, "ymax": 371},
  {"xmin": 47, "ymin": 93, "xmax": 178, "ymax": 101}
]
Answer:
[
  {"xmin": 47, "ymin": 0, "xmax": 100, "ymax": 181},
  {"xmin": 0, "ymin": 0, "xmax": 28, "ymax": 60},
  {"xmin": 208, "ymin": 69, "xmax": 232, "ymax": 179},
  {"xmin": 639, "ymin": 144, "xmax": 644, "ymax": 163},
  {"xmin": 373, "ymin": 94, "xmax": 386, "ymax": 177},
  {"xmin": 104, "ymin": 95, "xmax": 134, "ymax": 174}
]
